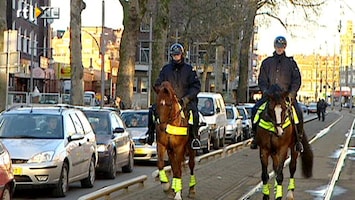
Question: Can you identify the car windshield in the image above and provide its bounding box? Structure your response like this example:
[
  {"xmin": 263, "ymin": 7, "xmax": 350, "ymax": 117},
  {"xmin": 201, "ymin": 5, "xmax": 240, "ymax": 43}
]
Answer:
[
  {"xmin": 198, "ymin": 97, "xmax": 214, "ymax": 116},
  {"xmin": 121, "ymin": 112, "xmax": 148, "ymax": 128},
  {"xmin": 0, "ymin": 114, "xmax": 63, "ymax": 139},
  {"xmin": 237, "ymin": 108, "xmax": 247, "ymax": 120},
  {"xmin": 83, "ymin": 112, "xmax": 111, "ymax": 135},
  {"xmin": 226, "ymin": 108, "xmax": 234, "ymax": 119}
]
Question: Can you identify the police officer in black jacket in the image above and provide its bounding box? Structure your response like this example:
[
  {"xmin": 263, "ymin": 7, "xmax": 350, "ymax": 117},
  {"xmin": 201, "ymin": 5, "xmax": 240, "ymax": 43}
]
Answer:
[
  {"xmin": 154, "ymin": 43, "xmax": 201, "ymax": 149},
  {"xmin": 250, "ymin": 36, "xmax": 304, "ymax": 152}
]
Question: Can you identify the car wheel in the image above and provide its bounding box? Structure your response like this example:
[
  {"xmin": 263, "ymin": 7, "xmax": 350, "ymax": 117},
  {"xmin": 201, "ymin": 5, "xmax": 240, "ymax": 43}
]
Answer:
[
  {"xmin": 122, "ymin": 150, "xmax": 134, "ymax": 173},
  {"xmin": 213, "ymin": 135, "xmax": 220, "ymax": 150},
  {"xmin": 219, "ymin": 129, "xmax": 225, "ymax": 148},
  {"xmin": 202, "ymin": 135, "xmax": 211, "ymax": 154},
  {"xmin": 1, "ymin": 185, "xmax": 11, "ymax": 200},
  {"xmin": 106, "ymin": 153, "xmax": 117, "ymax": 179},
  {"xmin": 52, "ymin": 162, "xmax": 68, "ymax": 197},
  {"xmin": 81, "ymin": 157, "xmax": 95, "ymax": 188}
]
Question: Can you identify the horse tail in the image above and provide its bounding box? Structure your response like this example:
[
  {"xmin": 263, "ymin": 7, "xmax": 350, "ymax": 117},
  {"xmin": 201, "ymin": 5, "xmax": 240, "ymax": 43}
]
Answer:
[{"xmin": 300, "ymin": 133, "xmax": 313, "ymax": 178}]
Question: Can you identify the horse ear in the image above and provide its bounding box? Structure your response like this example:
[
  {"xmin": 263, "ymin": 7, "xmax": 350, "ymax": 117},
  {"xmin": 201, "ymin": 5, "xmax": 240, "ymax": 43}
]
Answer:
[{"xmin": 153, "ymin": 85, "xmax": 160, "ymax": 94}]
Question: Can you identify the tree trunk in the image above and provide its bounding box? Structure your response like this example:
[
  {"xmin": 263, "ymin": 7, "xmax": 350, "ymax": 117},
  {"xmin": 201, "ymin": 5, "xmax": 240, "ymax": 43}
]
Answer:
[
  {"xmin": 236, "ymin": 0, "xmax": 257, "ymax": 104},
  {"xmin": 70, "ymin": 0, "xmax": 86, "ymax": 105},
  {"xmin": 117, "ymin": 0, "xmax": 147, "ymax": 108},
  {"xmin": 151, "ymin": 0, "xmax": 169, "ymax": 104},
  {"xmin": 0, "ymin": 0, "xmax": 6, "ymax": 111}
]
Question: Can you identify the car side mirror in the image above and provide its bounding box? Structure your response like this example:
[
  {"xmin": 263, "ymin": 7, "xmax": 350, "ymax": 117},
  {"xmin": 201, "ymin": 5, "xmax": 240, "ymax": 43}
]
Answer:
[
  {"xmin": 113, "ymin": 127, "xmax": 125, "ymax": 134},
  {"xmin": 199, "ymin": 121, "xmax": 207, "ymax": 127},
  {"xmin": 216, "ymin": 107, "xmax": 220, "ymax": 113}
]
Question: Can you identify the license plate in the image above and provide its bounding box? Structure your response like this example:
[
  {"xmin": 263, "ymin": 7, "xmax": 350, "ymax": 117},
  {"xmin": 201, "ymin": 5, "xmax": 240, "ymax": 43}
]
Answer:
[
  {"xmin": 13, "ymin": 167, "xmax": 23, "ymax": 175},
  {"xmin": 135, "ymin": 149, "xmax": 145, "ymax": 154}
]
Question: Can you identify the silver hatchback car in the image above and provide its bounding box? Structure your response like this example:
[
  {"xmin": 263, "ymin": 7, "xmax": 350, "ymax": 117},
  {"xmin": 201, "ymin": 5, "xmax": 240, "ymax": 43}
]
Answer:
[{"xmin": 0, "ymin": 105, "xmax": 98, "ymax": 197}]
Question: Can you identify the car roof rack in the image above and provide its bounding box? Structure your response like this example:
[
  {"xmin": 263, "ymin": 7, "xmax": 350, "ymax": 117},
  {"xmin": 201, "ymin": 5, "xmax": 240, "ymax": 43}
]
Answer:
[{"xmin": 6, "ymin": 104, "xmax": 32, "ymax": 112}]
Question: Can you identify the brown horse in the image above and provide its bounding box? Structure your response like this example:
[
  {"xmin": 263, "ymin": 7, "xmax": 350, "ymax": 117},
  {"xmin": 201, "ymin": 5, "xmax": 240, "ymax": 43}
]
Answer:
[
  {"xmin": 154, "ymin": 81, "xmax": 196, "ymax": 200},
  {"xmin": 254, "ymin": 85, "xmax": 313, "ymax": 200}
]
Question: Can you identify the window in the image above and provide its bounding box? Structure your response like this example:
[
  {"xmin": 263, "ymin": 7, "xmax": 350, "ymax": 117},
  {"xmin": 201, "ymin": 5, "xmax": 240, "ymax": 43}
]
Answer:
[
  {"xmin": 139, "ymin": 41, "xmax": 149, "ymax": 64},
  {"xmin": 141, "ymin": 77, "xmax": 148, "ymax": 93},
  {"xmin": 133, "ymin": 77, "xmax": 137, "ymax": 93}
]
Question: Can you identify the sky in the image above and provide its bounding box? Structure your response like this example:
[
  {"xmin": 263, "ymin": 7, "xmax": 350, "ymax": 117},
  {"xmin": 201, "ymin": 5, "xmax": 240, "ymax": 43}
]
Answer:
[{"xmin": 51, "ymin": 0, "xmax": 355, "ymax": 56}]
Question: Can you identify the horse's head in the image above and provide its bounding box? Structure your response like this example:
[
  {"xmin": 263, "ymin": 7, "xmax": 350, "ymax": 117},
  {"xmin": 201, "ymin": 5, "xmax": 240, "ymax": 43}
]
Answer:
[
  {"xmin": 155, "ymin": 81, "xmax": 187, "ymax": 126},
  {"xmin": 265, "ymin": 85, "xmax": 290, "ymax": 136}
]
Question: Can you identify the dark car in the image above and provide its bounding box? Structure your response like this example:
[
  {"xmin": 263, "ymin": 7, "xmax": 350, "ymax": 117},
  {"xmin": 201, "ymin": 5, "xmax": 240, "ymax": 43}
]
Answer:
[
  {"xmin": 82, "ymin": 108, "xmax": 135, "ymax": 179},
  {"xmin": 0, "ymin": 141, "xmax": 15, "ymax": 200}
]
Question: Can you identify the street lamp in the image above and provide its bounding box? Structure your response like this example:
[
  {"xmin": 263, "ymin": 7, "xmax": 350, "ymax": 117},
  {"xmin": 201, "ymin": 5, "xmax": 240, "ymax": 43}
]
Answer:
[{"xmin": 100, "ymin": 0, "xmax": 105, "ymax": 108}]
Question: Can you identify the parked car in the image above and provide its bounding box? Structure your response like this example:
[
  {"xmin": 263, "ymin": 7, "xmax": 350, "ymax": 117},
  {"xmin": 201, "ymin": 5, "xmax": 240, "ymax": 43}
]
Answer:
[
  {"xmin": 0, "ymin": 105, "xmax": 98, "ymax": 197},
  {"xmin": 0, "ymin": 141, "xmax": 15, "ymax": 200},
  {"xmin": 120, "ymin": 109, "xmax": 157, "ymax": 162},
  {"xmin": 298, "ymin": 102, "xmax": 308, "ymax": 113},
  {"xmin": 307, "ymin": 102, "xmax": 318, "ymax": 114},
  {"xmin": 197, "ymin": 92, "xmax": 228, "ymax": 150},
  {"xmin": 196, "ymin": 112, "xmax": 211, "ymax": 154},
  {"xmin": 236, "ymin": 105, "xmax": 252, "ymax": 139},
  {"xmin": 82, "ymin": 108, "xmax": 134, "ymax": 178},
  {"xmin": 225, "ymin": 105, "xmax": 243, "ymax": 143}
]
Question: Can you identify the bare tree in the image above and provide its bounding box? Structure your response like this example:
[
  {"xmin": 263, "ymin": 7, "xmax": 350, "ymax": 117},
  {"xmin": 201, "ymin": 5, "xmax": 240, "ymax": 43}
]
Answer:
[
  {"xmin": 0, "ymin": 0, "xmax": 6, "ymax": 111},
  {"xmin": 117, "ymin": 0, "xmax": 148, "ymax": 108},
  {"xmin": 70, "ymin": 0, "xmax": 86, "ymax": 105}
]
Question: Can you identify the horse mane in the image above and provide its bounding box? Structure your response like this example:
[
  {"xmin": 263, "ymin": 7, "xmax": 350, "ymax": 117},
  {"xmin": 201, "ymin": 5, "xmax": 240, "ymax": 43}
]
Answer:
[{"xmin": 266, "ymin": 84, "xmax": 288, "ymax": 103}]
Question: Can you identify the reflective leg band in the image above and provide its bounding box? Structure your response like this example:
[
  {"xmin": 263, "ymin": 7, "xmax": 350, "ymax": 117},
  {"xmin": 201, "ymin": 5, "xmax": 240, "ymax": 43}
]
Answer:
[
  {"xmin": 159, "ymin": 170, "xmax": 169, "ymax": 183},
  {"xmin": 275, "ymin": 185, "xmax": 283, "ymax": 199},
  {"xmin": 173, "ymin": 178, "xmax": 182, "ymax": 193},
  {"xmin": 288, "ymin": 178, "xmax": 295, "ymax": 190},
  {"xmin": 189, "ymin": 175, "xmax": 196, "ymax": 187},
  {"xmin": 262, "ymin": 184, "xmax": 270, "ymax": 195}
]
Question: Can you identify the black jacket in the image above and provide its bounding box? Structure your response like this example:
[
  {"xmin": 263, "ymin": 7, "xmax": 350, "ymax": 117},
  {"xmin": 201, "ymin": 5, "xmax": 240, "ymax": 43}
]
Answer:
[
  {"xmin": 258, "ymin": 52, "xmax": 301, "ymax": 96},
  {"xmin": 155, "ymin": 60, "xmax": 201, "ymax": 109}
]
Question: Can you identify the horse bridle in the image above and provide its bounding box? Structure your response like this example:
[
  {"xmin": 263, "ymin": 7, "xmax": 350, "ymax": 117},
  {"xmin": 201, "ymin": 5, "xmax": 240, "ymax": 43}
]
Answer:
[{"xmin": 157, "ymin": 95, "xmax": 184, "ymax": 126}]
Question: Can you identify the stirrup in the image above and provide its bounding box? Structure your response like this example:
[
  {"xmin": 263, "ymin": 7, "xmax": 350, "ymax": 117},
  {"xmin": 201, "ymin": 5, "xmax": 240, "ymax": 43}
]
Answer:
[{"xmin": 191, "ymin": 139, "xmax": 201, "ymax": 150}]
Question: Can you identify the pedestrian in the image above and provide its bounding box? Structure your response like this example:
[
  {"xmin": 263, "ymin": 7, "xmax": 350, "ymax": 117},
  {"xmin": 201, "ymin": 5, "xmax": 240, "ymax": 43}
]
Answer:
[
  {"xmin": 145, "ymin": 104, "xmax": 157, "ymax": 145},
  {"xmin": 250, "ymin": 36, "xmax": 304, "ymax": 152},
  {"xmin": 114, "ymin": 96, "xmax": 125, "ymax": 110},
  {"xmin": 316, "ymin": 98, "xmax": 322, "ymax": 120},
  {"xmin": 320, "ymin": 99, "xmax": 327, "ymax": 121},
  {"xmin": 154, "ymin": 43, "xmax": 202, "ymax": 150}
]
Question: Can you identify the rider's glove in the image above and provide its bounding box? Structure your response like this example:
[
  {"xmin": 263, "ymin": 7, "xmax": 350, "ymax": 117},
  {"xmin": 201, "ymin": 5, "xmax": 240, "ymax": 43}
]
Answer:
[
  {"xmin": 288, "ymin": 92, "xmax": 296, "ymax": 102},
  {"xmin": 180, "ymin": 96, "xmax": 190, "ymax": 109}
]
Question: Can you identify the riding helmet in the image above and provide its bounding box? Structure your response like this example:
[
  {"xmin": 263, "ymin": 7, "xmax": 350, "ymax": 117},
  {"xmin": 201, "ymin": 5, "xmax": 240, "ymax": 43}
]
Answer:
[{"xmin": 274, "ymin": 36, "xmax": 287, "ymax": 48}]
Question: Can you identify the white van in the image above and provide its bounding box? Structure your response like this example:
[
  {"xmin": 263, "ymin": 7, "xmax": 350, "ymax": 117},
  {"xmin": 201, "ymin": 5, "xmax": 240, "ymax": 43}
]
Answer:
[{"xmin": 197, "ymin": 92, "xmax": 228, "ymax": 150}]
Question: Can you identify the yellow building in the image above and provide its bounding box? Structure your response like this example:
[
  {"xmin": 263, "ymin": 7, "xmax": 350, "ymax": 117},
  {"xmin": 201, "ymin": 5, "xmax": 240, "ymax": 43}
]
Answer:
[{"xmin": 52, "ymin": 27, "xmax": 122, "ymax": 96}]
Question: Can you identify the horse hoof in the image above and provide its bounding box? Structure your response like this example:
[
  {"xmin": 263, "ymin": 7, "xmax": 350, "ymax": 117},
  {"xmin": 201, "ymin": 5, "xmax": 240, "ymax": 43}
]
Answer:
[
  {"xmin": 188, "ymin": 187, "xmax": 196, "ymax": 199},
  {"xmin": 174, "ymin": 191, "xmax": 183, "ymax": 200},
  {"xmin": 162, "ymin": 182, "xmax": 171, "ymax": 192},
  {"xmin": 286, "ymin": 190, "xmax": 294, "ymax": 200}
]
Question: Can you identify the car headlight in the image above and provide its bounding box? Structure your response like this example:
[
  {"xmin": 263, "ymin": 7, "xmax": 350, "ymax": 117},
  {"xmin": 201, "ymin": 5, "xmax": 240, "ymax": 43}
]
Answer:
[
  {"xmin": 97, "ymin": 144, "xmax": 108, "ymax": 152},
  {"xmin": 28, "ymin": 151, "xmax": 55, "ymax": 163}
]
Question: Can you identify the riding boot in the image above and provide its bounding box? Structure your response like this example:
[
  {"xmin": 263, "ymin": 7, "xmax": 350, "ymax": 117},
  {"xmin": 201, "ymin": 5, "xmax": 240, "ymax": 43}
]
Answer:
[
  {"xmin": 295, "ymin": 123, "xmax": 304, "ymax": 153},
  {"xmin": 190, "ymin": 113, "xmax": 201, "ymax": 150},
  {"xmin": 250, "ymin": 124, "xmax": 258, "ymax": 149},
  {"xmin": 190, "ymin": 125, "xmax": 201, "ymax": 150}
]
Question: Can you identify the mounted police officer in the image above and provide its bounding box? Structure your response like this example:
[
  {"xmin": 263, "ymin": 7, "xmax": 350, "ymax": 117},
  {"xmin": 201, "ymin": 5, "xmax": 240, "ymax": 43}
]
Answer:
[
  {"xmin": 153, "ymin": 43, "xmax": 202, "ymax": 149},
  {"xmin": 250, "ymin": 36, "xmax": 304, "ymax": 152}
]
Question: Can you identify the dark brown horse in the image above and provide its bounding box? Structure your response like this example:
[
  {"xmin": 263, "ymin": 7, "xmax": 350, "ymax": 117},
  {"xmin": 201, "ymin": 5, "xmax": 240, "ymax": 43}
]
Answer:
[
  {"xmin": 254, "ymin": 85, "xmax": 313, "ymax": 200},
  {"xmin": 154, "ymin": 81, "xmax": 196, "ymax": 200}
]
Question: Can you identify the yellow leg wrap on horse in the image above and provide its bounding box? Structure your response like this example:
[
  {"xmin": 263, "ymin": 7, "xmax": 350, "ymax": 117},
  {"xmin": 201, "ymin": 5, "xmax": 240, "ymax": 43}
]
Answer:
[
  {"xmin": 189, "ymin": 175, "xmax": 196, "ymax": 187},
  {"xmin": 275, "ymin": 185, "xmax": 283, "ymax": 199},
  {"xmin": 159, "ymin": 170, "xmax": 169, "ymax": 183},
  {"xmin": 288, "ymin": 178, "xmax": 295, "ymax": 190},
  {"xmin": 173, "ymin": 178, "xmax": 182, "ymax": 193},
  {"xmin": 262, "ymin": 184, "xmax": 270, "ymax": 195}
]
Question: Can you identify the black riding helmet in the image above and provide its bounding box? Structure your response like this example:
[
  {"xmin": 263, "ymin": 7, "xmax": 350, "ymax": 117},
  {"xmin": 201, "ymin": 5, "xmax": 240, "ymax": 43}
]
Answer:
[
  {"xmin": 170, "ymin": 43, "xmax": 184, "ymax": 56},
  {"xmin": 274, "ymin": 36, "xmax": 287, "ymax": 48}
]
